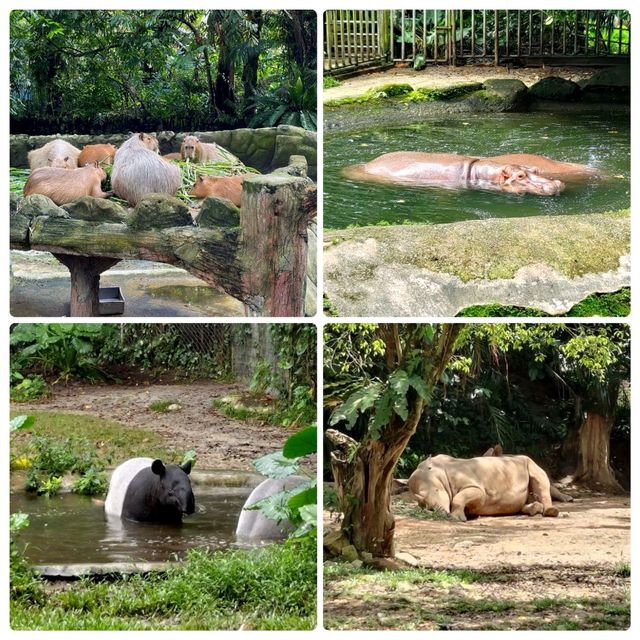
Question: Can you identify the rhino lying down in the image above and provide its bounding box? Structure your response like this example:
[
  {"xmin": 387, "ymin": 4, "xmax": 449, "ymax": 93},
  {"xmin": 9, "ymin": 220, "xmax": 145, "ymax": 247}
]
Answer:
[{"xmin": 408, "ymin": 454, "xmax": 559, "ymax": 521}]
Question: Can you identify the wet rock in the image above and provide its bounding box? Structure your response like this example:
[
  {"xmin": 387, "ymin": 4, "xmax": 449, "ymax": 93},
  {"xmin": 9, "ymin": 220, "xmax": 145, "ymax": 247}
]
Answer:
[
  {"xmin": 529, "ymin": 76, "xmax": 582, "ymax": 101},
  {"xmin": 582, "ymin": 65, "xmax": 630, "ymax": 104},
  {"xmin": 128, "ymin": 193, "xmax": 192, "ymax": 230},
  {"xmin": 470, "ymin": 78, "xmax": 529, "ymax": 111}
]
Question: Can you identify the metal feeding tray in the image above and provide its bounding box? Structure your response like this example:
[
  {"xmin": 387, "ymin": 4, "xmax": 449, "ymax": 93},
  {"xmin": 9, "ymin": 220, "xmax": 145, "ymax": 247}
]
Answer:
[{"xmin": 99, "ymin": 286, "xmax": 125, "ymax": 315}]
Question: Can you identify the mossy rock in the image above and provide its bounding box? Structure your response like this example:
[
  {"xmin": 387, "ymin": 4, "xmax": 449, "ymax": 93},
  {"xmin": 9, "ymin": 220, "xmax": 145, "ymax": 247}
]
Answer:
[
  {"xmin": 529, "ymin": 76, "xmax": 582, "ymax": 101},
  {"xmin": 128, "ymin": 193, "xmax": 193, "ymax": 230},
  {"xmin": 62, "ymin": 197, "xmax": 127, "ymax": 223},
  {"xmin": 10, "ymin": 192, "xmax": 23, "ymax": 216},
  {"xmin": 19, "ymin": 194, "xmax": 69, "ymax": 219},
  {"xmin": 366, "ymin": 83, "xmax": 414, "ymax": 99},
  {"xmin": 477, "ymin": 78, "xmax": 529, "ymax": 111},
  {"xmin": 196, "ymin": 196, "xmax": 240, "ymax": 228}
]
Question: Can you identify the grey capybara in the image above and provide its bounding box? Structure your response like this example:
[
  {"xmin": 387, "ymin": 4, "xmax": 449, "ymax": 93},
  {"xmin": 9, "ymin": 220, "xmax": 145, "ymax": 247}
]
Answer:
[
  {"xmin": 236, "ymin": 476, "xmax": 307, "ymax": 540},
  {"xmin": 28, "ymin": 139, "xmax": 81, "ymax": 170},
  {"xmin": 111, "ymin": 132, "xmax": 181, "ymax": 206},
  {"xmin": 23, "ymin": 165, "xmax": 108, "ymax": 205},
  {"xmin": 104, "ymin": 457, "xmax": 195, "ymax": 524}
]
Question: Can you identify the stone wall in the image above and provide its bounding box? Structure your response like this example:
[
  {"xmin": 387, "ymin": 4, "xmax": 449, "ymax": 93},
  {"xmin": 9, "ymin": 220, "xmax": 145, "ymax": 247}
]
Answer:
[{"xmin": 10, "ymin": 124, "xmax": 317, "ymax": 179}]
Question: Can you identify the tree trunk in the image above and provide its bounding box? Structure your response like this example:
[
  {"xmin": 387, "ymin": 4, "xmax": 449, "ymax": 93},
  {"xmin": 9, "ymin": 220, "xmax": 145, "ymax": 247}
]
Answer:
[
  {"xmin": 574, "ymin": 410, "xmax": 623, "ymax": 492},
  {"xmin": 241, "ymin": 10, "xmax": 263, "ymax": 119}
]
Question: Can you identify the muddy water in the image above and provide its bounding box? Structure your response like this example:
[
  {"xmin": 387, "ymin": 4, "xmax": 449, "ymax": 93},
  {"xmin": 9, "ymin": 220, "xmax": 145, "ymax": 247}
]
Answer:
[
  {"xmin": 324, "ymin": 111, "xmax": 630, "ymax": 228},
  {"xmin": 11, "ymin": 487, "xmax": 254, "ymax": 565}
]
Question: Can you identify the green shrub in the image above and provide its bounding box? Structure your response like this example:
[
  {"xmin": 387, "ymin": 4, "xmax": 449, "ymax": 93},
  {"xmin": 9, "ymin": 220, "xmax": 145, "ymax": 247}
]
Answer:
[{"xmin": 10, "ymin": 375, "xmax": 49, "ymax": 402}]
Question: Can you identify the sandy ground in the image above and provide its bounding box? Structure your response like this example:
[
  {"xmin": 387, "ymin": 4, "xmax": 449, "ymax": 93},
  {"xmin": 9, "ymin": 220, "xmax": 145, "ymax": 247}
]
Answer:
[
  {"xmin": 323, "ymin": 491, "xmax": 630, "ymax": 630},
  {"xmin": 324, "ymin": 65, "xmax": 600, "ymax": 102},
  {"xmin": 16, "ymin": 380, "xmax": 293, "ymax": 471}
]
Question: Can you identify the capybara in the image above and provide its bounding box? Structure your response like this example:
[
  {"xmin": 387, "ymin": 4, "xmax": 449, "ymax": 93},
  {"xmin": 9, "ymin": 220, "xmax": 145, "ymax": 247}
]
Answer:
[
  {"xmin": 189, "ymin": 174, "xmax": 247, "ymax": 207},
  {"xmin": 23, "ymin": 165, "xmax": 108, "ymax": 205},
  {"xmin": 78, "ymin": 143, "xmax": 117, "ymax": 167},
  {"xmin": 27, "ymin": 139, "xmax": 81, "ymax": 170},
  {"xmin": 181, "ymin": 135, "xmax": 233, "ymax": 163},
  {"xmin": 162, "ymin": 152, "xmax": 182, "ymax": 161},
  {"xmin": 111, "ymin": 132, "xmax": 181, "ymax": 206}
]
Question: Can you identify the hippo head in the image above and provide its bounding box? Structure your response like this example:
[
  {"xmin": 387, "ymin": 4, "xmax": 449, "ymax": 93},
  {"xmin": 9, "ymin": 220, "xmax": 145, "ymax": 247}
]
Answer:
[
  {"xmin": 151, "ymin": 459, "xmax": 195, "ymax": 519},
  {"xmin": 499, "ymin": 165, "xmax": 565, "ymax": 196}
]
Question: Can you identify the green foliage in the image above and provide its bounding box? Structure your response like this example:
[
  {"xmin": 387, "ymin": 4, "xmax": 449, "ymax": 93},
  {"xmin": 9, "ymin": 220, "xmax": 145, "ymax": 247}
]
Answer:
[
  {"xmin": 10, "ymin": 375, "xmax": 49, "ymax": 402},
  {"xmin": 323, "ymin": 76, "xmax": 342, "ymax": 89},
  {"xmin": 11, "ymin": 540, "xmax": 316, "ymax": 630},
  {"xmin": 72, "ymin": 468, "xmax": 108, "ymax": 496},
  {"xmin": 100, "ymin": 324, "xmax": 231, "ymax": 379},
  {"xmin": 148, "ymin": 399, "xmax": 181, "ymax": 413},
  {"xmin": 10, "ymin": 513, "xmax": 44, "ymax": 605},
  {"xmin": 11, "ymin": 324, "xmax": 116, "ymax": 382},
  {"xmin": 10, "ymin": 10, "xmax": 317, "ymax": 133},
  {"xmin": 10, "ymin": 415, "xmax": 35, "ymax": 433},
  {"xmin": 250, "ymin": 425, "xmax": 317, "ymax": 538}
]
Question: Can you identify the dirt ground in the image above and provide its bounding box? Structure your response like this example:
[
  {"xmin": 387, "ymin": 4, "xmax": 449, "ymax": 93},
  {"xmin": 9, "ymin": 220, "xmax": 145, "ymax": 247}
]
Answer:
[
  {"xmin": 17, "ymin": 380, "xmax": 293, "ymax": 470},
  {"xmin": 324, "ymin": 65, "xmax": 600, "ymax": 102},
  {"xmin": 324, "ymin": 491, "xmax": 630, "ymax": 630}
]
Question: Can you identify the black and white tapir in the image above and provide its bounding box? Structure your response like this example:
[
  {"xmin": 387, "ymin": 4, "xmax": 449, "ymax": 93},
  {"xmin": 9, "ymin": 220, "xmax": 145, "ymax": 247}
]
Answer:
[
  {"xmin": 235, "ymin": 476, "xmax": 306, "ymax": 540},
  {"xmin": 104, "ymin": 457, "xmax": 195, "ymax": 524}
]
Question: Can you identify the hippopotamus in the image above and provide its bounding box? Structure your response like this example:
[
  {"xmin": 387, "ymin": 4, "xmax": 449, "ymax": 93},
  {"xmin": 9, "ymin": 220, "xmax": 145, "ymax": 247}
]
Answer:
[
  {"xmin": 344, "ymin": 152, "xmax": 565, "ymax": 196},
  {"xmin": 488, "ymin": 154, "xmax": 602, "ymax": 183},
  {"xmin": 408, "ymin": 454, "xmax": 559, "ymax": 521},
  {"xmin": 236, "ymin": 476, "xmax": 306, "ymax": 540},
  {"xmin": 104, "ymin": 457, "xmax": 195, "ymax": 524}
]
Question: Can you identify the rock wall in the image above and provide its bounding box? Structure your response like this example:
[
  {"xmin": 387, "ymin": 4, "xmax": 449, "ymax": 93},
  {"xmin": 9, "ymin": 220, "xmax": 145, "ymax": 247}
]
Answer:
[{"xmin": 10, "ymin": 125, "xmax": 317, "ymax": 179}]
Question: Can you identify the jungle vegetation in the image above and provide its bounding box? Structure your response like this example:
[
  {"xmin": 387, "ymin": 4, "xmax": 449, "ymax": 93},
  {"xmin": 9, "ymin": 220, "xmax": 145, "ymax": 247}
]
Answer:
[{"xmin": 10, "ymin": 9, "xmax": 317, "ymax": 134}]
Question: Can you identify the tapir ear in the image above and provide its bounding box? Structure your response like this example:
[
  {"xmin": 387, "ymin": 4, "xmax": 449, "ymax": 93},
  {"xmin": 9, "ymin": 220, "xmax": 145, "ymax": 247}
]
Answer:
[
  {"xmin": 181, "ymin": 460, "xmax": 193, "ymax": 475},
  {"xmin": 151, "ymin": 459, "xmax": 166, "ymax": 476}
]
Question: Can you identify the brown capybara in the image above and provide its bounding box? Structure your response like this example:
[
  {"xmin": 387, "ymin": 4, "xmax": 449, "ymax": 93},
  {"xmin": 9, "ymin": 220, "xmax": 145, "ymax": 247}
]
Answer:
[
  {"xmin": 23, "ymin": 165, "xmax": 108, "ymax": 205},
  {"xmin": 181, "ymin": 135, "xmax": 237, "ymax": 163},
  {"xmin": 78, "ymin": 143, "xmax": 117, "ymax": 167},
  {"xmin": 189, "ymin": 174, "xmax": 247, "ymax": 207},
  {"xmin": 162, "ymin": 152, "xmax": 182, "ymax": 161},
  {"xmin": 111, "ymin": 132, "xmax": 181, "ymax": 206},
  {"xmin": 27, "ymin": 139, "xmax": 81, "ymax": 170}
]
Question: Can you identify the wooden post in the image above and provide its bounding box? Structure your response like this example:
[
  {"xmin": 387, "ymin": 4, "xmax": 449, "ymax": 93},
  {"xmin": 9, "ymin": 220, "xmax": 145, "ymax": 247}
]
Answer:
[
  {"xmin": 54, "ymin": 254, "xmax": 120, "ymax": 317},
  {"xmin": 240, "ymin": 174, "xmax": 316, "ymax": 317}
]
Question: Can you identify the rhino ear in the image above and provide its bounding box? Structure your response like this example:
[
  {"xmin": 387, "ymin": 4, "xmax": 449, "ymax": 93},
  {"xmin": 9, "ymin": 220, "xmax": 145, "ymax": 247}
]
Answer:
[
  {"xmin": 151, "ymin": 459, "xmax": 166, "ymax": 476},
  {"xmin": 180, "ymin": 460, "xmax": 193, "ymax": 475},
  {"xmin": 426, "ymin": 455, "xmax": 433, "ymax": 470}
]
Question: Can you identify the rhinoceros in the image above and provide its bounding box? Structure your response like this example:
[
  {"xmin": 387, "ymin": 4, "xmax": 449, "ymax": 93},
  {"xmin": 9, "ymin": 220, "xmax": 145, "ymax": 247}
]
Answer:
[{"xmin": 407, "ymin": 454, "xmax": 559, "ymax": 521}]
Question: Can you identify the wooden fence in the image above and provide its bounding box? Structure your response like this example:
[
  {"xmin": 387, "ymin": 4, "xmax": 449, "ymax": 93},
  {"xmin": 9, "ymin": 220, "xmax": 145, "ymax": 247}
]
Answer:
[{"xmin": 324, "ymin": 9, "xmax": 630, "ymax": 73}]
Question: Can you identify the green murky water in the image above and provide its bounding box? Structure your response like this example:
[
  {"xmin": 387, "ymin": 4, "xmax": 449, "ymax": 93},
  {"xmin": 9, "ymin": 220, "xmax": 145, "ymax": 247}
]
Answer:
[
  {"xmin": 324, "ymin": 112, "xmax": 630, "ymax": 228},
  {"xmin": 11, "ymin": 487, "xmax": 253, "ymax": 565}
]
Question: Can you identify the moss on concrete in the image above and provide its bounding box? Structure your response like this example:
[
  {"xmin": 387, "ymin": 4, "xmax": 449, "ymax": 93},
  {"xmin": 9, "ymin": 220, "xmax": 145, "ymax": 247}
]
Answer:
[{"xmin": 325, "ymin": 210, "xmax": 629, "ymax": 282}]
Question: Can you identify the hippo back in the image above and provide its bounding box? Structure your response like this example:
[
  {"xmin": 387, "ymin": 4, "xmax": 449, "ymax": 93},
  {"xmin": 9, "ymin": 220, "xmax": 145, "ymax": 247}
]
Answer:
[{"xmin": 236, "ymin": 476, "xmax": 306, "ymax": 540}]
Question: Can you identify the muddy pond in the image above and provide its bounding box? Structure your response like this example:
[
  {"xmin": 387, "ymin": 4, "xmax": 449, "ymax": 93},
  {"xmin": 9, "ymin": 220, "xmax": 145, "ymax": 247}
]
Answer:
[
  {"xmin": 324, "ymin": 112, "xmax": 630, "ymax": 228},
  {"xmin": 12, "ymin": 479, "xmax": 262, "ymax": 566}
]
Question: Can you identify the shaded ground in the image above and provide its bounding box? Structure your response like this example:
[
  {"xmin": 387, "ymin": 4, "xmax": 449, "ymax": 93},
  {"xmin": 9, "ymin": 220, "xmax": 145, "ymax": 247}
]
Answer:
[
  {"xmin": 324, "ymin": 492, "xmax": 630, "ymax": 630},
  {"xmin": 324, "ymin": 65, "xmax": 599, "ymax": 103},
  {"xmin": 15, "ymin": 380, "xmax": 291, "ymax": 470}
]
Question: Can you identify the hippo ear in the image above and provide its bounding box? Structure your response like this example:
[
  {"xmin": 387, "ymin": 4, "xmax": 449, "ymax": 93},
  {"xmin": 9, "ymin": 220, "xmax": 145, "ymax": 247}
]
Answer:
[
  {"xmin": 180, "ymin": 460, "xmax": 193, "ymax": 475},
  {"xmin": 151, "ymin": 459, "xmax": 166, "ymax": 476}
]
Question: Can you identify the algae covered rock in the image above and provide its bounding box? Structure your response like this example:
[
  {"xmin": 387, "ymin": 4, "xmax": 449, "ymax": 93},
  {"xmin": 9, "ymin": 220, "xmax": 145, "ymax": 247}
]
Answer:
[
  {"xmin": 582, "ymin": 65, "xmax": 630, "ymax": 103},
  {"xmin": 196, "ymin": 196, "xmax": 240, "ymax": 228},
  {"xmin": 128, "ymin": 193, "xmax": 192, "ymax": 230},
  {"xmin": 62, "ymin": 196, "xmax": 127, "ymax": 223}
]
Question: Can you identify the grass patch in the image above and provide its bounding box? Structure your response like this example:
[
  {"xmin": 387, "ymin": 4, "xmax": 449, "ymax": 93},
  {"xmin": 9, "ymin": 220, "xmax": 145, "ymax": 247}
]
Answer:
[
  {"xmin": 613, "ymin": 562, "xmax": 630, "ymax": 578},
  {"xmin": 148, "ymin": 399, "xmax": 181, "ymax": 413},
  {"xmin": 458, "ymin": 288, "xmax": 630, "ymax": 318},
  {"xmin": 10, "ymin": 410, "xmax": 173, "ymax": 467},
  {"xmin": 11, "ymin": 539, "xmax": 317, "ymax": 630},
  {"xmin": 324, "ymin": 76, "xmax": 342, "ymax": 89},
  {"xmin": 213, "ymin": 391, "xmax": 275, "ymax": 422}
]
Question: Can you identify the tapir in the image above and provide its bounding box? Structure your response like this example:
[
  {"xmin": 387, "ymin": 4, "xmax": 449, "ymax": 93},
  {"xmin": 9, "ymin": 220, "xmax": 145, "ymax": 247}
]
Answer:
[
  {"xmin": 104, "ymin": 457, "xmax": 195, "ymax": 524},
  {"xmin": 236, "ymin": 476, "xmax": 306, "ymax": 540},
  {"xmin": 344, "ymin": 152, "xmax": 566, "ymax": 195},
  {"xmin": 408, "ymin": 454, "xmax": 559, "ymax": 521}
]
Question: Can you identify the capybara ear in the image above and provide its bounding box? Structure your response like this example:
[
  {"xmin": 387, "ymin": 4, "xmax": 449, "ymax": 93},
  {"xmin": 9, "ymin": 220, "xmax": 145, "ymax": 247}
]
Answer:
[
  {"xmin": 151, "ymin": 459, "xmax": 166, "ymax": 476},
  {"xmin": 181, "ymin": 460, "xmax": 193, "ymax": 475}
]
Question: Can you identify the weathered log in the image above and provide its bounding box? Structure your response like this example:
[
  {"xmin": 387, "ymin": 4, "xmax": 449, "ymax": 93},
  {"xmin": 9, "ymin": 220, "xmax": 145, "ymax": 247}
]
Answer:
[
  {"xmin": 240, "ymin": 174, "xmax": 317, "ymax": 316},
  {"xmin": 196, "ymin": 196, "xmax": 240, "ymax": 228}
]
